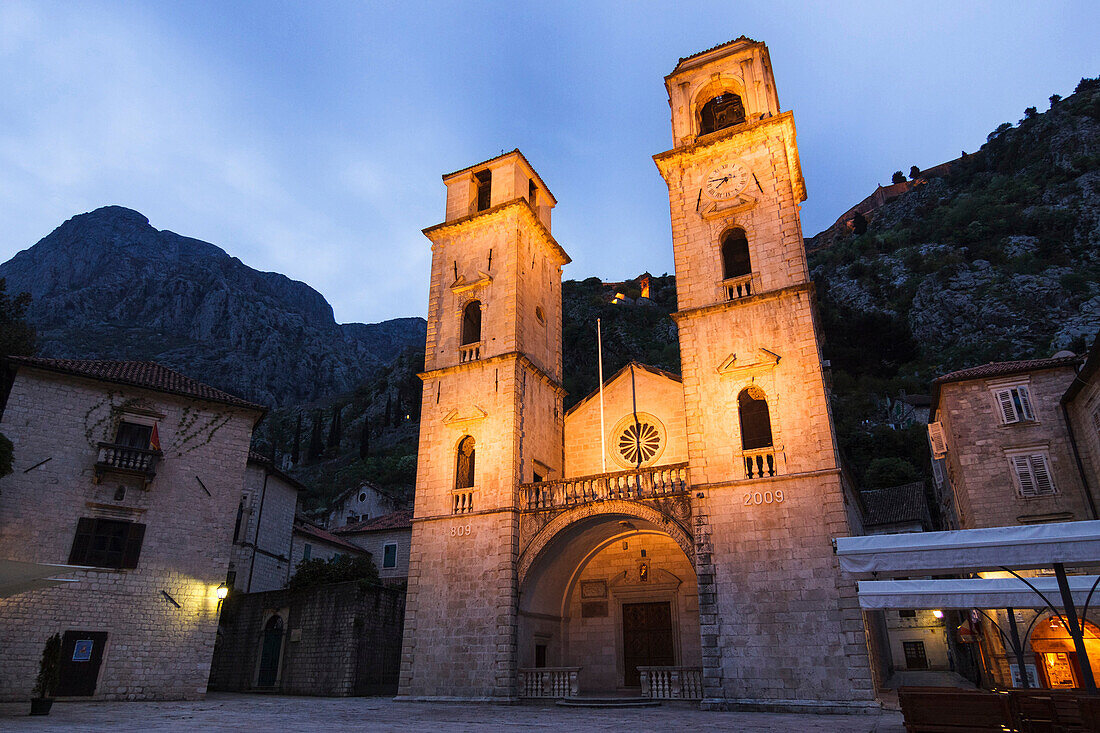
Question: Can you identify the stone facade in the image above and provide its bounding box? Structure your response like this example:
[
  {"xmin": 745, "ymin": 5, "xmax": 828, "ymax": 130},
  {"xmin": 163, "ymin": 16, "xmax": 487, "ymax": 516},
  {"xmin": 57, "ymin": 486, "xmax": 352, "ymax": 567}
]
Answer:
[
  {"xmin": 931, "ymin": 360, "xmax": 1093, "ymax": 529},
  {"xmin": 0, "ymin": 363, "xmax": 260, "ymax": 701},
  {"xmin": 400, "ymin": 38, "xmax": 875, "ymax": 711},
  {"xmin": 209, "ymin": 580, "xmax": 405, "ymax": 696},
  {"xmin": 228, "ymin": 456, "xmax": 301, "ymax": 593},
  {"xmin": 289, "ymin": 519, "xmax": 370, "ymax": 575},
  {"xmin": 335, "ymin": 511, "xmax": 414, "ymax": 582},
  {"xmin": 325, "ymin": 483, "xmax": 402, "ymax": 529}
]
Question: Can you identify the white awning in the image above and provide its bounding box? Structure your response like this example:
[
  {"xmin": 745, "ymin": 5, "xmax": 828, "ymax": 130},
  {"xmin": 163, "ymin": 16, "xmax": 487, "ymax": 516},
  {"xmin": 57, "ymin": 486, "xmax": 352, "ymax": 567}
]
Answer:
[
  {"xmin": 857, "ymin": 576, "xmax": 1100, "ymax": 610},
  {"xmin": 0, "ymin": 558, "xmax": 87, "ymax": 599},
  {"xmin": 835, "ymin": 520, "xmax": 1100, "ymax": 578}
]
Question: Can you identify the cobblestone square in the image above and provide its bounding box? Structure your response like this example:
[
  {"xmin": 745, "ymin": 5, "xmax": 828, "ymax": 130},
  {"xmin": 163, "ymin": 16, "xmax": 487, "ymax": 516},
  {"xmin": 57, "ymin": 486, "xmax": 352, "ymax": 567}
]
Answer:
[{"xmin": 0, "ymin": 693, "xmax": 904, "ymax": 731}]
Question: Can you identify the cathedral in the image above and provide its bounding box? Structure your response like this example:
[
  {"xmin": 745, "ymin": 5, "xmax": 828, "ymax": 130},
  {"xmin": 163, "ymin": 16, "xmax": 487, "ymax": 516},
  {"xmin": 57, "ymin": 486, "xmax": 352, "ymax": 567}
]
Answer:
[{"xmin": 397, "ymin": 38, "xmax": 877, "ymax": 711}]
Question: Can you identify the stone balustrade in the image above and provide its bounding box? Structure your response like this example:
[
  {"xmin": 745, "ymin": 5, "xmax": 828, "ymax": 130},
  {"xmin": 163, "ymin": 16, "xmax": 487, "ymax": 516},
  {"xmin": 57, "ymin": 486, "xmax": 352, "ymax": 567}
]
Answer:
[
  {"xmin": 94, "ymin": 442, "xmax": 161, "ymax": 485},
  {"xmin": 518, "ymin": 667, "xmax": 580, "ymax": 698},
  {"xmin": 741, "ymin": 446, "xmax": 781, "ymax": 479},
  {"xmin": 452, "ymin": 490, "xmax": 475, "ymax": 514},
  {"xmin": 639, "ymin": 666, "xmax": 703, "ymax": 700},
  {"xmin": 521, "ymin": 463, "xmax": 689, "ymax": 511},
  {"xmin": 722, "ymin": 273, "xmax": 755, "ymax": 301},
  {"xmin": 458, "ymin": 342, "xmax": 481, "ymax": 363}
]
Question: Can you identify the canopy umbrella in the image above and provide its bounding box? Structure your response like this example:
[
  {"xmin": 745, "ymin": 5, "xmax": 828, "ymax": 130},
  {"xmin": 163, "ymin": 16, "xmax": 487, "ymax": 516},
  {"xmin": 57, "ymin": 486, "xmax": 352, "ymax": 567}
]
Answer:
[{"xmin": 0, "ymin": 558, "xmax": 86, "ymax": 598}]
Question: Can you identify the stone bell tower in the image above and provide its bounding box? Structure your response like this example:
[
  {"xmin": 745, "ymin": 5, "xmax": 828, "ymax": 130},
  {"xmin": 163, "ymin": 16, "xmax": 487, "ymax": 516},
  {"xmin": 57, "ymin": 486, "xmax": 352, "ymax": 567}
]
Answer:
[
  {"xmin": 398, "ymin": 150, "xmax": 570, "ymax": 700},
  {"xmin": 654, "ymin": 39, "xmax": 877, "ymax": 709}
]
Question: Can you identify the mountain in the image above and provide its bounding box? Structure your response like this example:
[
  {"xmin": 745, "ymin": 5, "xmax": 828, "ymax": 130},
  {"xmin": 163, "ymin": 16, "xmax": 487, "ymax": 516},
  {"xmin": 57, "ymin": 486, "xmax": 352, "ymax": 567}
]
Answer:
[
  {"xmin": 0, "ymin": 206, "xmax": 425, "ymax": 406},
  {"xmin": 808, "ymin": 76, "xmax": 1100, "ymax": 488}
]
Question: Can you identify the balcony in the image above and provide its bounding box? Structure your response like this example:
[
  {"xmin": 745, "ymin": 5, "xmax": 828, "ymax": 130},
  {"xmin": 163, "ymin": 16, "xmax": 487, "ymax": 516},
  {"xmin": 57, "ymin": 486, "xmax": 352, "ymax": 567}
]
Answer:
[
  {"xmin": 452, "ymin": 489, "xmax": 475, "ymax": 514},
  {"xmin": 722, "ymin": 273, "xmax": 755, "ymax": 301},
  {"xmin": 458, "ymin": 342, "xmax": 481, "ymax": 363},
  {"xmin": 741, "ymin": 446, "xmax": 784, "ymax": 480},
  {"xmin": 94, "ymin": 442, "xmax": 162, "ymax": 487},
  {"xmin": 522, "ymin": 463, "xmax": 689, "ymax": 511}
]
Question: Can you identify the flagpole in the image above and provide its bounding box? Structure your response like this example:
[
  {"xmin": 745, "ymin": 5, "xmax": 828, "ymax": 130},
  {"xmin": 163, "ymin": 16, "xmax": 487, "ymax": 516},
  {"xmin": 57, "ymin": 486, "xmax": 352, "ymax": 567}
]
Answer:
[{"xmin": 597, "ymin": 318, "xmax": 606, "ymax": 474}]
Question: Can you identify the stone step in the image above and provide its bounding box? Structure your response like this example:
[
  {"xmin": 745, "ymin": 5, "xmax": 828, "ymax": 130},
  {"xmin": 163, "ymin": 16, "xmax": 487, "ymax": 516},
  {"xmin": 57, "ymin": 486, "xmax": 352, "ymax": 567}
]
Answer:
[{"xmin": 555, "ymin": 697, "xmax": 662, "ymax": 708}]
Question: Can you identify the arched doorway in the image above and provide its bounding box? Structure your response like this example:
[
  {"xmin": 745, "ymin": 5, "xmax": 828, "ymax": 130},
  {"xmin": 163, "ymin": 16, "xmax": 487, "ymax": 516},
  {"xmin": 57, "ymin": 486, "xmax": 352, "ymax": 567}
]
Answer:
[
  {"xmin": 518, "ymin": 511, "xmax": 699, "ymax": 694},
  {"xmin": 1031, "ymin": 616, "xmax": 1100, "ymax": 689},
  {"xmin": 256, "ymin": 614, "xmax": 285, "ymax": 689}
]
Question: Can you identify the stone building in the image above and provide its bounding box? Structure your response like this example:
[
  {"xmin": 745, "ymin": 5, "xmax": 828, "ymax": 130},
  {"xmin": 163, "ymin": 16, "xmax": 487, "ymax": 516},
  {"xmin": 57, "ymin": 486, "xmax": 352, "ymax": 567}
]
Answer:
[
  {"xmin": 928, "ymin": 348, "xmax": 1100, "ymax": 689},
  {"xmin": 335, "ymin": 509, "xmax": 414, "ymax": 582},
  {"xmin": 398, "ymin": 38, "xmax": 876, "ymax": 710},
  {"xmin": 289, "ymin": 517, "xmax": 370, "ymax": 574},
  {"xmin": 324, "ymin": 482, "xmax": 403, "ymax": 529},
  {"xmin": 227, "ymin": 450, "xmax": 304, "ymax": 593},
  {"xmin": 0, "ymin": 357, "xmax": 263, "ymax": 701}
]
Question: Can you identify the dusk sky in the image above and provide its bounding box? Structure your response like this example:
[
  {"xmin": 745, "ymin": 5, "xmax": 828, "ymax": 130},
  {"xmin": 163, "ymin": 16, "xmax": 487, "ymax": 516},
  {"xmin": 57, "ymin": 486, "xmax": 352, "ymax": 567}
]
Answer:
[{"xmin": 2, "ymin": 2, "xmax": 1097, "ymax": 324}]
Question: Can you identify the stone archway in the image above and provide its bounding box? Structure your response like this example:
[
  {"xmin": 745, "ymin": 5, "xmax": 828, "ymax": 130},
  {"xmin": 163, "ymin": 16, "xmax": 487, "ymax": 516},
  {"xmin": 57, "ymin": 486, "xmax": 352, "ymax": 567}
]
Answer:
[{"xmin": 518, "ymin": 499, "xmax": 694, "ymax": 587}]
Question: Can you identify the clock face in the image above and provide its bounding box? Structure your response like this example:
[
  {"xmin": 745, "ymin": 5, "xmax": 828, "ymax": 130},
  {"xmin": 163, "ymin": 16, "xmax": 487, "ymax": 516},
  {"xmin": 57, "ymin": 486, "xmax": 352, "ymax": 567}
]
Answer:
[{"xmin": 703, "ymin": 161, "xmax": 750, "ymax": 201}]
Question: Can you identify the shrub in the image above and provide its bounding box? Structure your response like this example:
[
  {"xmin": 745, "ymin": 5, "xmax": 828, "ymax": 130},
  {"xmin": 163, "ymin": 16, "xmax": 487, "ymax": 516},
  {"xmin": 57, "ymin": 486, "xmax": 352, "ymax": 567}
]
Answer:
[
  {"xmin": 892, "ymin": 171, "xmax": 906, "ymax": 184},
  {"xmin": 32, "ymin": 634, "xmax": 61, "ymax": 699},
  {"xmin": 288, "ymin": 554, "xmax": 379, "ymax": 592}
]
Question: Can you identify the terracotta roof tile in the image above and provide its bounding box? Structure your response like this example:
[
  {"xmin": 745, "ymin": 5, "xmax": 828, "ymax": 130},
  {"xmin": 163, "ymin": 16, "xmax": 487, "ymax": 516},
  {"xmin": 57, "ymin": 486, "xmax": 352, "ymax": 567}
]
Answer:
[
  {"xmin": 8, "ymin": 356, "xmax": 264, "ymax": 412},
  {"xmin": 336, "ymin": 509, "xmax": 413, "ymax": 534},
  {"xmin": 293, "ymin": 518, "xmax": 369, "ymax": 555},
  {"xmin": 671, "ymin": 36, "xmax": 759, "ymax": 72},
  {"xmin": 861, "ymin": 482, "xmax": 927, "ymax": 527},
  {"xmin": 933, "ymin": 355, "xmax": 1081, "ymax": 386}
]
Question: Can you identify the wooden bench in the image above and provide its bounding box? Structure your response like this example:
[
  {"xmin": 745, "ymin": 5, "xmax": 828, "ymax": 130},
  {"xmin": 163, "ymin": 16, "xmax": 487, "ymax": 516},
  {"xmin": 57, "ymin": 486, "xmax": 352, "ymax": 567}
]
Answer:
[{"xmin": 898, "ymin": 687, "xmax": 1013, "ymax": 732}]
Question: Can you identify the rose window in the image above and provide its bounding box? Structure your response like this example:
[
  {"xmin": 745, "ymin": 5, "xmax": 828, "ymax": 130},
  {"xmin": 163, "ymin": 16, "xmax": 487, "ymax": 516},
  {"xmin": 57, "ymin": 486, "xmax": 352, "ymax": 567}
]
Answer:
[{"xmin": 608, "ymin": 413, "xmax": 666, "ymax": 470}]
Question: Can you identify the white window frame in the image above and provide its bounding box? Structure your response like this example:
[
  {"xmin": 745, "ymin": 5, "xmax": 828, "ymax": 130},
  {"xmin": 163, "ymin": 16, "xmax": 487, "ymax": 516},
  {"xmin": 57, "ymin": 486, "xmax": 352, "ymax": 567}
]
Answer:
[
  {"xmin": 1006, "ymin": 450, "xmax": 1057, "ymax": 498},
  {"xmin": 382, "ymin": 542, "xmax": 398, "ymax": 569},
  {"xmin": 991, "ymin": 382, "xmax": 1035, "ymax": 425}
]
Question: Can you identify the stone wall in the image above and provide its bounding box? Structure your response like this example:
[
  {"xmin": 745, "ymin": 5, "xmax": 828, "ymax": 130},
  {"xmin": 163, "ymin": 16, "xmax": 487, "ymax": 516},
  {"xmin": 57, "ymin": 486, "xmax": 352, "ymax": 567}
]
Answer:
[
  {"xmin": 209, "ymin": 580, "xmax": 405, "ymax": 696},
  {"xmin": 0, "ymin": 367, "xmax": 257, "ymax": 701},
  {"xmin": 229, "ymin": 464, "xmax": 298, "ymax": 593}
]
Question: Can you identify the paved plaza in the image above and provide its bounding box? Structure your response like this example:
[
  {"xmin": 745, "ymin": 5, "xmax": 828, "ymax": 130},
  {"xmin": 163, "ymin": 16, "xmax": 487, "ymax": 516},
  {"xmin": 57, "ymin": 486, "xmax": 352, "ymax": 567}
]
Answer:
[{"xmin": 0, "ymin": 693, "xmax": 905, "ymax": 731}]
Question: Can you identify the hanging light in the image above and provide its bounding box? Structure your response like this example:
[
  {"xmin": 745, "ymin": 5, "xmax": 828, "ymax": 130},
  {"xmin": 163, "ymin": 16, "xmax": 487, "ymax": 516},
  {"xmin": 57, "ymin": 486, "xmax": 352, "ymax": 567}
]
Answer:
[
  {"xmin": 932, "ymin": 609, "xmax": 944, "ymax": 619},
  {"xmin": 216, "ymin": 583, "xmax": 229, "ymax": 600}
]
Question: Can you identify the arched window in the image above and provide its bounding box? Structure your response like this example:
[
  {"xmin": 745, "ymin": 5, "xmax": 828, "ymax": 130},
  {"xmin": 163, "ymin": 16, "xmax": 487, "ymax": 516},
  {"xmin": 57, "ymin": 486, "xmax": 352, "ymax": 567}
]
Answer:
[
  {"xmin": 461, "ymin": 300, "xmax": 482, "ymax": 345},
  {"xmin": 721, "ymin": 229, "xmax": 752, "ymax": 280},
  {"xmin": 456, "ymin": 436, "xmax": 475, "ymax": 490},
  {"xmin": 738, "ymin": 387, "xmax": 773, "ymax": 451},
  {"xmin": 699, "ymin": 93, "xmax": 746, "ymax": 135}
]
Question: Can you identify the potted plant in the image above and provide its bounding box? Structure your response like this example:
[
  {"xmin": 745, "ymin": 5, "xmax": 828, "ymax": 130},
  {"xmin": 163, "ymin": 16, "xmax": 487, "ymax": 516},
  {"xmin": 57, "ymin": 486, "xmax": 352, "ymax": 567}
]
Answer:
[{"xmin": 30, "ymin": 633, "xmax": 61, "ymax": 716}]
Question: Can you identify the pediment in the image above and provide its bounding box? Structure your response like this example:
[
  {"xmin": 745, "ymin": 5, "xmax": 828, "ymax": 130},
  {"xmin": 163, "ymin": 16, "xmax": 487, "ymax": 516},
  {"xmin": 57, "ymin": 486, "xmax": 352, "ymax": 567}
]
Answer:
[
  {"xmin": 716, "ymin": 348, "xmax": 781, "ymax": 376},
  {"xmin": 450, "ymin": 270, "xmax": 493, "ymax": 294},
  {"xmin": 442, "ymin": 405, "xmax": 488, "ymax": 425}
]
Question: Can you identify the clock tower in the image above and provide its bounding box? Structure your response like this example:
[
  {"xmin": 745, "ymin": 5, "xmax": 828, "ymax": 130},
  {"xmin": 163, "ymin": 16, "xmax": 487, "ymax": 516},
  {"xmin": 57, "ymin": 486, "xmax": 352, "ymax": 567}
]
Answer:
[{"xmin": 654, "ymin": 38, "xmax": 876, "ymax": 709}]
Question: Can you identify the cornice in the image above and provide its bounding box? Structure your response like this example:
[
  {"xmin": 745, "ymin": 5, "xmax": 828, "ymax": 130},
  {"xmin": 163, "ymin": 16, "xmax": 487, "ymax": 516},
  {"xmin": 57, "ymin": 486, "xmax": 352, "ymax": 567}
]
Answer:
[
  {"xmin": 419, "ymin": 350, "xmax": 566, "ymax": 396},
  {"xmin": 423, "ymin": 199, "xmax": 571, "ymax": 266},
  {"xmin": 670, "ymin": 282, "xmax": 814, "ymax": 324}
]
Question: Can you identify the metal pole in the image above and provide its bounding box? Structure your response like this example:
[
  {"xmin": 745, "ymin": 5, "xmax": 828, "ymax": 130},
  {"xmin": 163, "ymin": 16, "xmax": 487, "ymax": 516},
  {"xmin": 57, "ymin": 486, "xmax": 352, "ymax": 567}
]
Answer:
[
  {"xmin": 1005, "ymin": 607, "xmax": 1030, "ymax": 688},
  {"xmin": 1054, "ymin": 562, "xmax": 1097, "ymax": 692},
  {"xmin": 597, "ymin": 318, "xmax": 606, "ymax": 474}
]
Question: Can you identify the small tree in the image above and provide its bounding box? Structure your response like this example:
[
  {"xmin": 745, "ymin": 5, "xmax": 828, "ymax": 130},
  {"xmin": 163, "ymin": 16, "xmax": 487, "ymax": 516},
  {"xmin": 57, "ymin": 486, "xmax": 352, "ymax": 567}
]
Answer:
[
  {"xmin": 851, "ymin": 212, "xmax": 868, "ymax": 235},
  {"xmin": 864, "ymin": 457, "xmax": 919, "ymax": 489},
  {"xmin": 359, "ymin": 416, "xmax": 370, "ymax": 460},
  {"xmin": 32, "ymin": 633, "xmax": 61, "ymax": 699},
  {"xmin": 384, "ymin": 395, "xmax": 392, "ymax": 429},
  {"xmin": 287, "ymin": 554, "xmax": 379, "ymax": 591},
  {"xmin": 327, "ymin": 403, "xmax": 343, "ymax": 454},
  {"xmin": 291, "ymin": 413, "xmax": 301, "ymax": 465},
  {"xmin": 891, "ymin": 171, "xmax": 906, "ymax": 184},
  {"xmin": 1049, "ymin": 94, "xmax": 1061, "ymax": 108},
  {"xmin": 909, "ymin": 165, "xmax": 921, "ymax": 180},
  {"xmin": 1023, "ymin": 106, "xmax": 1037, "ymax": 119},
  {"xmin": 307, "ymin": 410, "xmax": 324, "ymax": 461}
]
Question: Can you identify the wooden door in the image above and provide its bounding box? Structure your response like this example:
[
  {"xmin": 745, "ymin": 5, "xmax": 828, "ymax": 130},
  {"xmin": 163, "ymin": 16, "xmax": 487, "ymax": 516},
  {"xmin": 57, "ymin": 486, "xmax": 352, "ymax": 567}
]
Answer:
[
  {"xmin": 56, "ymin": 630, "xmax": 108, "ymax": 696},
  {"xmin": 256, "ymin": 616, "xmax": 284, "ymax": 688},
  {"xmin": 622, "ymin": 602, "xmax": 674, "ymax": 687}
]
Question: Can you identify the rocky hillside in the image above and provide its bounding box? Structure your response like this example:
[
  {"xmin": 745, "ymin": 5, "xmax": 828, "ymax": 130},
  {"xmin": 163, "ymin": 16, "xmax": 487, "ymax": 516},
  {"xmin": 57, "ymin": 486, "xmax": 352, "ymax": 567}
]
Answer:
[
  {"xmin": 0, "ymin": 206, "xmax": 425, "ymax": 406},
  {"xmin": 808, "ymin": 76, "xmax": 1100, "ymax": 487}
]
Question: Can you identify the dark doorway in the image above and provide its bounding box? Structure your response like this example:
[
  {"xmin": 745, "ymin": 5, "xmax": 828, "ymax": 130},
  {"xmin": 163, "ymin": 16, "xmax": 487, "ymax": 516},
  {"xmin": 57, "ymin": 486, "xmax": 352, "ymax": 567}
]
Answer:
[
  {"xmin": 622, "ymin": 602, "xmax": 674, "ymax": 686},
  {"xmin": 56, "ymin": 630, "xmax": 108, "ymax": 696},
  {"xmin": 256, "ymin": 615, "xmax": 284, "ymax": 688},
  {"xmin": 903, "ymin": 640, "xmax": 929, "ymax": 670}
]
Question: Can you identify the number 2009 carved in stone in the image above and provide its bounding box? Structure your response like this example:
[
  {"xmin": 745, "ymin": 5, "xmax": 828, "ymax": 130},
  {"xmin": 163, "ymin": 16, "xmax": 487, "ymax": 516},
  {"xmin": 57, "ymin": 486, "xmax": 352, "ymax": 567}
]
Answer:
[{"xmin": 743, "ymin": 489, "xmax": 784, "ymax": 506}]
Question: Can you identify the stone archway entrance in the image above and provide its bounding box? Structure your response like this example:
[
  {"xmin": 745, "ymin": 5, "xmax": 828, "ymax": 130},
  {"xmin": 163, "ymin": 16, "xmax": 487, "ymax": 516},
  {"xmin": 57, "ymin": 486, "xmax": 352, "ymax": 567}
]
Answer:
[{"xmin": 517, "ymin": 511, "xmax": 700, "ymax": 695}]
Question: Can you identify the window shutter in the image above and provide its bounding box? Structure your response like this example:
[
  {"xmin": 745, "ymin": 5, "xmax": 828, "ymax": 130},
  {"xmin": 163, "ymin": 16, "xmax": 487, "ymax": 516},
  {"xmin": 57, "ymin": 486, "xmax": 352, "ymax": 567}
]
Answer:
[
  {"xmin": 1016, "ymin": 387, "xmax": 1035, "ymax": 421},
  {"xmin": 932, "ymin": 459, "xmax": 946, "ymax": 488},
  {"xmin": 121, "ymin": 522, "xmax": 146, "ymax": 569},
  {"xmin": 1091, "ymin": 406, "xmax": 1100, "ymax": 435},
  {"xmin": 68, "ymin": 518, "xmax": 96, "ymax": 565},
  {"xmin": 996, "ymin": 390, "xmax": 1019, "ymax": 424},
  {"xmin": 1012, "ymin": 455, "xmax": 1038, "ymax": 497},
  {"xmin": 1030, "ymin": 454, "xmax": 1056, "ymax": 496},
  {"xmin": 927, "ymin": 422, "xmax": 948, "ymax": 457}
]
